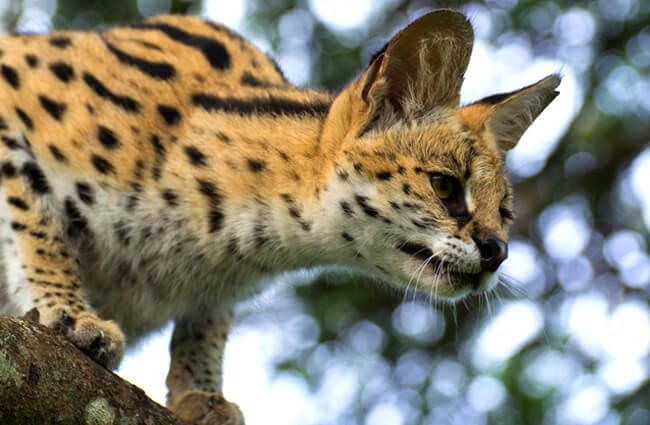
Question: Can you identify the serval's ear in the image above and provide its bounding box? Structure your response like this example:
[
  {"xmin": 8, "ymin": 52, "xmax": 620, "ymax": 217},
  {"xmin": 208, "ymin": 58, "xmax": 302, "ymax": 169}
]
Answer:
[
  {"xmin": 354, "ymin": 9, "xmax": 474, "ymax": 133},
  {"xmin": 460, "ymin": 75, "xmax": 561, "ymax": 151}
]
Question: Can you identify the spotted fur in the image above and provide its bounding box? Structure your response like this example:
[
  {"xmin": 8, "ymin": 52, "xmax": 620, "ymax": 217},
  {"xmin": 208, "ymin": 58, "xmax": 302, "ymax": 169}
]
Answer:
[{"xmin": 0, "ymin": 11, "xmax": 558, "ymax": 424}]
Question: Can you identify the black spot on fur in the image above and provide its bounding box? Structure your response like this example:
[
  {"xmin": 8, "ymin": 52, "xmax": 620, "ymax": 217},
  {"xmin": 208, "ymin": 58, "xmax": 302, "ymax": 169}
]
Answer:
[
  {"xmin": 104, "ymin": 40, "xmax": 176, "ymax": 79},
  {"xmin": 15, "ymin": 107, "xmax": 34, "ymax": 130},
  {"xmin": 150, "ymin": 135, "xmax": 165, "ymax": 180},
  {"xmin": 2, "ymin": 136, "xmax": 19, "ymax": 150},
  {"xmin": 280, "ymin": 193, "xmax": 311, "ymax": 231},
  {"xmin": 206, "ymin": 208, "xmax": 224, "ymax": 233},
  {"xmin": 355, "ymin": 195, "xmax": 379, "ymax": 218},
  {"xmin": 39, "ymin": 95, "xmax": 67, "ymax": 121},
  {"xmin": 131, "ymin": 22, "xmax": 231, "ymax": 71},
  {"xmin": 49, "ymin": 36, "xmax": 72, "ymax": 49},
  {"xmin": 247, "ymin": 158, "xmax": 266, "ymax": 172},
  {"xmin": 75, "ymin": 182, "xmax": 95, "ymax": 205},
  {"xmin": 49, "ymin": 62, "xmax": 75, "ymax": 83},
  {"xmin": 300, "ymin": 221, "xmax": 312, "ymax": 232},
  {"xmin": 161, "ymin": 189, "xmax": 179, "ymax": 206},
  {"xmin": 48, "ymin": 145, "xmax": 67, "ymax": 163},
  {"xmin": 1, "ymin": 64, "xmax": 19, "ymax": 89},
  {"xmin": 341, "ymin": 232, "xmax": 354, "ymax": 242},
  {"xmin": 10, "ymin": 221, "xmax": 27, "ymax": 231},
  {"xmin": 90, "ymin": 154, "xmax": 116, "ymax": 175},
  {"xmin": 151, "ymin": 135, "xmax": 166, "ymax": 156},
  {"xmin": 1, "ymin": 161, "xmax": 17, "ymax": 177},
  {"xmin": 241, "ymin": 72, "xmax": 273, "ymax": 87},
  {"xmin": 97, "ymin": 125, "xmax": 120, "ymax": 149},
  {"xmin": 216, "ymin": 132, "xmax": 231, "ymax": 144},
  {"xmin": 7, "ymin": 197, "xmax": 29, "ymax": 210},
  {"xmin": 288, "ymin": 207, "xmax": 301, "ymax": 219},
  {"xmin": 340, "ymin": 200, "xmax": 354, "ymax": 217},
  {"xmin": 82, "ymin": 72, "xmax": 140, "ymax": 112},
  {"xmin": 376, "ymin": 171, "xmax": 392, "ymax": 180},
  {"xmin": 21, "ymin": 162, "xmax": 50, "ymax": 194},
  {"xmin": 24, "ymin": 54, "xmax": 39, "ymax": 67},
  {"xmin": 196, "ymin": 179, "xmax": 224, "ymax": 232},
  {"xmin": 184, "ymin": 146, "xmax": 208, "ymax": 167},
  {"xmin": 192, "ymin": 93, "xmax": 330, "ymax": 117},
  {"xmin": 133, "ymin": 161, "xmax": 145, "ymax": 180},
  {"xmin": 64, "ymin": 198, "xmax": 88, "ymax": 238},
  {"xmin": 157, "ymin": 105, "xmax": 181, "ymax": 126}
]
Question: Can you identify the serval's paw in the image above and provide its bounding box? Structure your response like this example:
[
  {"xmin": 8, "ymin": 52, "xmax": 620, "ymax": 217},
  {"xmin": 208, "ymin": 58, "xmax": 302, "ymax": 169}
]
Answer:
[
  {"xmin": 169, "ymin": 391, "xmax": 245, "ymax": 425},
  {"xmin": 45, "ymin": 308, "xmax": 125, "ymax": 369}
]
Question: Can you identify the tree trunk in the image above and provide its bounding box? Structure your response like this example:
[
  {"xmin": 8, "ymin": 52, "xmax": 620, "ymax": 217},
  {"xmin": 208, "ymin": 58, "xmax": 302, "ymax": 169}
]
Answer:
[{"xmin": 0, "ymin": 312, "xmax": 186, "ymax": 425}]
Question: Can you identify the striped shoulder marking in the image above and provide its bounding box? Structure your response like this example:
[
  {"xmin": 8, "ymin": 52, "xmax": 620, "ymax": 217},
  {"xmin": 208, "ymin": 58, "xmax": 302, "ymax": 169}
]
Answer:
[
  {"xmin": 201, "ymin": 19, "xmax": 289, "ymax": 84},
  {"xmin": 104, "ymin": 39, "xmax": 176, "ymax": 80},
  {"xmin": 129, "ymin": 22, "xmax": 230, "ymax": 71},
  {"xmin": 196, "ymin": 178, "xmax": 224, "ymax": 233},
  {"xmin": 191, "ymin": 93, "xmax": 331, "ymax": 117},
  {"xmin": 82, "ymin": 72, "xmax": 140, "ymax": 112}
]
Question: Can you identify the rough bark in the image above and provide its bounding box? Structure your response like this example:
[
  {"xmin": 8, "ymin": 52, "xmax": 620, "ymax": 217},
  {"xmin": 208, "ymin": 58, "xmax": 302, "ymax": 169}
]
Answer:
[{"xmin": 0, "ymin": 312, "xmax": 187, "ymax": 425}]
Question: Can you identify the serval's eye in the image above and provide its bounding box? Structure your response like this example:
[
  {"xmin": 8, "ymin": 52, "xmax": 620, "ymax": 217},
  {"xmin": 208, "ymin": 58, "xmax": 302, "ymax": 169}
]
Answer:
[{"xmin": 430, "ymin": 174, "xmax": 458, "ymax": 201}]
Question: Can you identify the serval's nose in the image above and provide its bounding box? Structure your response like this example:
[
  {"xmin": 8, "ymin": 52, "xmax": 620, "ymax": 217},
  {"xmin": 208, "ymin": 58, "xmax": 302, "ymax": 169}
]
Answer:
[{"xmin": 474, "ymin": 234, "xmax": 508, "ymax": 272}]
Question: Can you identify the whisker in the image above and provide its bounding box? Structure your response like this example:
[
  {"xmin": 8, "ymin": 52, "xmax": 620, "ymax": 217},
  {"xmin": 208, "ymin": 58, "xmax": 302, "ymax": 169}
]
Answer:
[
  {"xmin": 405, "ymin": 253, "xmax": 431, "ymax": 301},
  {"xmin": 498, "ymin": 273, "xmax": 528, "ymax": 297},
  {"xmin": 451, "ymin": 302, "xmax": 458, "ymax": 329},
  {"xmin": 484, "ymin": 292, "xmax": 493, "ymax": 317}
]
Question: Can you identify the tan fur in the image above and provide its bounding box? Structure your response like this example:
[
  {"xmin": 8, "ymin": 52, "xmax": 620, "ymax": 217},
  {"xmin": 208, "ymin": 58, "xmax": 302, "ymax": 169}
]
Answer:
[{"xmin": 0, "ymin": 11, "xmax": 558, "ymax": 423}]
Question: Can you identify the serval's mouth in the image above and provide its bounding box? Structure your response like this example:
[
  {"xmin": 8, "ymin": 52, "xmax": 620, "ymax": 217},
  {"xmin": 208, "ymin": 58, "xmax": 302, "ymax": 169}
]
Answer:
[
  {"xmin": 398, "ymin": 241, "xmax": 481, "ymax": 288},
  {"xmin": 398, "ymin": 242, "xmax": 441, "ymax": 268}
]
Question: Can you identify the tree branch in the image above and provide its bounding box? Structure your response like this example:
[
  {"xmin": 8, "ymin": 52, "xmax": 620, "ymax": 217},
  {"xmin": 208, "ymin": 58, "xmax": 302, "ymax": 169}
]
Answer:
[{"xmin": 0, "ymin": 312, "xmax": 187, "ymax": 425}]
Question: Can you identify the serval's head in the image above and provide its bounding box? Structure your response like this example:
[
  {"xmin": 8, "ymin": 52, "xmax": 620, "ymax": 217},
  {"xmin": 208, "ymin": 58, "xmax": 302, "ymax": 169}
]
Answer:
[{"xmin": 321, "ymin": 9, "xmax": 559, "ymax": 300}]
